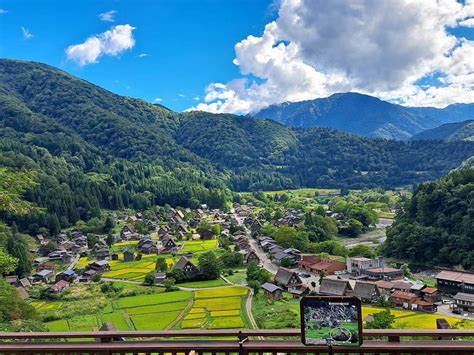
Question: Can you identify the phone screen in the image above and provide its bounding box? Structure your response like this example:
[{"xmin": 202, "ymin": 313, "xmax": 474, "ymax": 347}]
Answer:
[{"xmin": 300, "ymin": 296, "xmax": 362, "ymax": 347}]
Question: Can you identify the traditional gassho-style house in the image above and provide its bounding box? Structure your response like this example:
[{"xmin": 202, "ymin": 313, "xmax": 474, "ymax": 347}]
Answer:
[
  {"xmin": 175, "ymin": 256, "xmax": 200, "ymax": 278},
  {"xmin": 137, "ymin": 238, "xmax": 158, "ymax": 254},
  {"xmin": 48, "ymin": 280, "xmax": 70, "ymax": 294},
  {"xmin": 319, "ymin": 278, "xmax": 353, "ymax": 296},
  {"xmin": 88, "ymin": 260, "xmax": 110, "ymax": 272},
  {"xmin": 244, "ymin": 250, "xmax": 260, "ymax": 265},
  {"xmin": 261, "ymin": 282, "xmax": 283, "ymax": 301},
  {"xmin": 353, "ymin": 281, "xmax": 380, "ymax": 303},
  {"xmin": 161, "ymin": 236, "xmax": 178, "ymax": 253},
  {"xmin": 123, "ymin": 250, "xmax": 135, "ymax": 262},
  {"xmin": 274, "ymin": 267, "xmax": 303, "ymax": 290}
]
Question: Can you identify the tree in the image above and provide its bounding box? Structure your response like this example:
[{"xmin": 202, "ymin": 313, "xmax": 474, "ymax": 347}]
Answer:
[
  {"xmin": 247, "ymin": 262, "xmax": 271, "ymax": 284},
  {"xmin": 248, "ymin": 280, "xmax": 261, "ymax": 294},
  {"xmin": 38, "ymin": 241, "xmax": 57, "ymax": 257},
  {"xmin": 197, "ymin": 222, "xmax": 214, "ymax": 240},
  {"xmin": 365, "ymin": 309, "xmax": 395, "ymax": 329},
  {"xmin": 163, "ymin": 277, "xmax": 177, "ymax": 291},
  {"xmin": 219, "ymin": 251, "xmax": 243, "ymax": 268},
  {"xmin": 198, "ymin": 251, "xmax": 222, "ymax": 280},
  {"xmin": 273, "ymin": 226, "xmax": 309, "ymax": 251},
  {"xmin": 280, "ymin": 257, "xmax": 294, "ymax": 268},
  {"xmin": 104, "ymin": 216, "xmax": 116, "ymax": 233},
  {"xmin": 0, "ymin": 279, "xmax": 36, "ymax": 323},
  {"xmin": 156, "ymin": 257, "xmax": 168, "ymax": 272},
  {"xmin": 167, "ymin": 269, "xmax": 187, "ymax": 283},
  {"xmin": 319, "ymin": 270, "xmax": 326, "ymax": 285},
  {"xmin": 106, "ymin": 234, "xmax": 115, "ymax": 247},
  {"xmin": 6, "ymin": 231, "xmax": 32, "ymax": 277},
  {"xmin": 349, "ymin": 245, "xmax": 376, "ymax": 259},
  {"xmin": 0, "ymin": 247, "xmax": 18, "ymax": 275},
  {"xmin": 92, "ymin": 273, "xmax": 101, "ymax": 282},
  {"xmin": 144, "ymin": 271, "xmax": 156, "ymax": 286},
  {"xmin": 400, "ymin": 263, "xmax": 412, "ymax": 278}
]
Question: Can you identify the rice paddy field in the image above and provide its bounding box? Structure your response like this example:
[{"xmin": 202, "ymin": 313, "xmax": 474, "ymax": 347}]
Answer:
[
  {"xmin": 177, "ymin": 286, "xmax": 249, "ymax": 330},
  {"xmin": 181, "ymin": 240, "xmax": 219, "ymax": 253},
  {"xmin": 34, "ymin": 283, "xmax": 250, "ymax": 332},
  {"xmin": 41, "ymin": 290, "xmax": 193, "ymax": 331}
]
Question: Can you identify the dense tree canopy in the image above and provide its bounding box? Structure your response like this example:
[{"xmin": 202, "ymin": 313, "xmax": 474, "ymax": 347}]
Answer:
[{"xmin": 383, "ymin": 167, "xmax": 474, "ymax": 269}]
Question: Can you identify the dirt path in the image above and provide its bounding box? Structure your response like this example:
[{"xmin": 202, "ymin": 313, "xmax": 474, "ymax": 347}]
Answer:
[{"xmin": 166, "ymin": 298, "xmax": 194, "ymax": 330}]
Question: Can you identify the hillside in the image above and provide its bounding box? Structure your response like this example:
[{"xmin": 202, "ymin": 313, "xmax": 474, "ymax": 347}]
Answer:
[
  {"xmin": 383, "ymin": 167, "xmax": 474, "ymax": 269},
  {"xmin": 411, "ymin": 120, "xmax": 474, "ymax": 142},
  {"xmin": 1, "ymin": 59, "xmax": 473, "ymax": 234},
  {"xmin": 251, "ymin": 93, "xmax": 474, "ymax": 140}
]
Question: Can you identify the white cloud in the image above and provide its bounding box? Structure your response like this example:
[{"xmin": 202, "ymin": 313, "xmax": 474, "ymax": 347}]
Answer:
[
  {"xmin": 178, "ymin": 93, "xmax": 186, "ymax": 98},
  {"xmin": 193, "ymin": 96, "xmax": 200, "ymax": 101},
  {"xmin": 459, "ymin": 18, "xmax": 474, "ymax": 27},
  {"xmin": 21, "ymin": 26, "xmax": 33, "ymax": 40},
  {"xmin": 193, "ymin": 0, "xmax": 474, "ymax": 113},
  {"xmin": 137, "ymin": 53, "xmax": 148, "ymax": 58},
  {"xmin": 98, "ymin": 10, "xmax": 117, "ymax": 22},
  {"xmin": 153, "ymin": 97, "xmax": 163, "ymax": 103},
  {"xmin": 66, "ymin": 24, "xmax": 135, "ymax": 66},
  {"xmin": 0, "ymin": 9, "xmax": 7, "ymax": 14}
]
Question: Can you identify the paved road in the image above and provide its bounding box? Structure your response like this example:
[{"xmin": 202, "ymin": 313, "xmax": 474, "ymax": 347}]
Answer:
[
  {"xmin": 247, "ymin": 236, "xmax": 278, "ymax": 275},
  {"xmin": 67, "ymin": 254, "xmax": 80, "ymax": 270}
]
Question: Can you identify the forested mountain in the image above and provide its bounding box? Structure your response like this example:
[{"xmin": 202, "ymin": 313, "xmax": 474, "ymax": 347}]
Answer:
[
  {"xmin": 383, "ymin": 167, "xmax": 474, "ymax": 269},
  {"xmin": 410, "ymin": 120, "xmax": 474, "ymax": 142},
  {"xmin": 1, "ymin": 59, "xmax": 473, "ymax": 235},
  {"xmin": 251, "ymin": 93, "xmax": 474, "ymax": 140}
]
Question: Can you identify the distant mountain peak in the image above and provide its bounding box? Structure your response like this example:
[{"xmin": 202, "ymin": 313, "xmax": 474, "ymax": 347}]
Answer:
[{"xmin": 251, "ymin": 93, "xmax": 474, "ymax": 140}]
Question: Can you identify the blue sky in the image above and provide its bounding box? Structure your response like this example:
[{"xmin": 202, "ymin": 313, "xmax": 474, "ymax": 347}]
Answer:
[
  {"xmin": 0, "ymin": 0, "xmax": 275, "ymax": 111},
  {"xmin": 1, "ymin": 0, "xmax": 474, "ymax": 113}
]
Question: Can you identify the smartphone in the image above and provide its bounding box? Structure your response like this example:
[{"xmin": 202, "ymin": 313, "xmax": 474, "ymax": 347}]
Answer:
[{"xmin": 300, "ymin": 296, "xmax": 363, "ymax": 347}]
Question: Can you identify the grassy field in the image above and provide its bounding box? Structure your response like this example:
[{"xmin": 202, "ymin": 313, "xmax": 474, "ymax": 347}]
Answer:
[
  {"xmin": 177, "ymin": 286, "xmax": 248, "ymax": 330},
  {"xmin": 178, "ymin": 279, "xmax": 227, "ymax": 288},
  {"xmin": 181, "ymin": 240, "xmax": 218, "ymax": 253},
  {"xmin": 262, "ymin": 188, "xmax": 340, "ymax": 197},
  {"xmin": 100, "ymin": 255, "xmax": 174, "ymax": 282},
  {"xmin": 41, "ymin": 289, "xmax": 193, "ymax": 332},
  {"xmin": 224, "ymin": 268, "xmax": 247, "ymax": 285}
]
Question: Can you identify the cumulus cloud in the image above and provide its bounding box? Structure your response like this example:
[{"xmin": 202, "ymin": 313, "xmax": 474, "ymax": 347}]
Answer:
[
  {"xmin": 98, "ymin": 10, "xmax": 117, "ymax": 22},
  {"xmin": 153, "ymin": 97, "xmax": 163, "ymax": 103},
  {"xmin": 192, "ymin": 0, "xmax": 474, "ymax": 113},
  {"xmin": 21, "ymin": 26, "xmax": 33, "ymax": 40},
  {"xmin": 66, "ymin": 24, "xmax": 135, "ymax": 66},
  {"xmin": 460, "ymin": 18, "xmax": 474, "ymax": 27}
]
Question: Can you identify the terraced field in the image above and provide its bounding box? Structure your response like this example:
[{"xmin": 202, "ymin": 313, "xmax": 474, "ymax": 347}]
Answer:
[
  {"xmin": 100, "ymin": 255, "xmax": 175, "ymax": 282},
  {"xmin": 181, "ymin": 240, "xmax": 218, "ymax": 253},
  {"xmin": 178, "ymin": 286, "xmax": 249, "ymax": 330}
]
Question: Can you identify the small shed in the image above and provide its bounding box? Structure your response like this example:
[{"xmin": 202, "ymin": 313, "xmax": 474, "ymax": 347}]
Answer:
[{"xmin": 261, "ymin": 282, "xmax": 283, "ymax": 301}]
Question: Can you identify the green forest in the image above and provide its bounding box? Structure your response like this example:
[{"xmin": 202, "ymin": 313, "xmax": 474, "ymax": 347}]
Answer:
[
  {"xmin": 384, "ymin": 166, "xmax": 474, "ymax": 269},
  {"xmin": 1, "ymin": 59, "xmax": 473, "ymax": 236}
]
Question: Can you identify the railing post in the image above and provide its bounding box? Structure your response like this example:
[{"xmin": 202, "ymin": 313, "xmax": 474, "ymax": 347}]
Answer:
[
  {"xmin": 238, "ymin": 330, "xmax": 249, "ymax": 355},
  {"xmin": 388, "ymin": 335, "xmax": 400, "ymax": 343}
]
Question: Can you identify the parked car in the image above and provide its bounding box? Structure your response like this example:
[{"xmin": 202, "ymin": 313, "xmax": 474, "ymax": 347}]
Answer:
[{"xmin": 298, "ymin": 272, "xmax": 311, "ymax": 278}]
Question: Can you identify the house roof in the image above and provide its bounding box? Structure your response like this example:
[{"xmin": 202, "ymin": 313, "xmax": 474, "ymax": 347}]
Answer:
[
  {"xmin": 391, "ymin": 290, "xmax": 417, "ymax": 301},
  {"xmin": 366, "ymin": 267, "xmax": 401, "ymax": 274},
  {"xmin": 275, "ymin": 268, "xmax": 301, "ymax": 286},
  {"xmin": 353, "ymin": 281, "xmax": 379, "ymax": 299},
  {"xmin": 261, "ymin": 282, "xmax": 282, "ymax": 293},
  {"xmin": 36, "ymin": 270, "xmax": 53, "ymax": 277},
  {"xmin": 319, "ymin": 278, "xmax": 352, "ymax": 296},
  {"xmin": 274, "ymin": 251, "xmax": 291, "ymax": 261},
  {"xmin": 437, "ymin": 270, "xmax": 474, "ymax": 284},
  {"xmin": 19, "ymin": 278, "xmax": 31, "ymax": 288},
  {"xmin": 410, "ymin": 282, "xmax": 426, "ymax": 291},
  {"xmin": 16, "ymin": 287, "xmax": 29, "ymax": 300},
  {"xmin": 375, "ymin": 280, "xmax": 394, "ymax": 289},
  {"xmin": 454, "ymin": 292, "xmax": 474, "ymax": 303},
  {"xmin": 93, "ymin": 260, "xmax": 109, "ymax": 266},
  {"xmin": 421, "ymin": 287, "xmax": 438, "ymax": 294},
  {"xmin": 175, "ymin": 256, "xmax": 195, "ymax": 270},
  {"xmin": 392, "ymin": 281, "xmax": 414, "ymax": 290},
  {"xmin": 50, "ymin": 280, "xmax": 70, "ymax": 292}
]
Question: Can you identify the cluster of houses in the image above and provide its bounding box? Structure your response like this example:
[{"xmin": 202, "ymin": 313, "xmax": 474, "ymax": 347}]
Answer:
[
  {"xmin": 259, "ymin": 255, "xmax": 442, "ymax": 313},
  {"xmin": 436, "ymin": 270, "xmax": 474, "ymax": 313}
]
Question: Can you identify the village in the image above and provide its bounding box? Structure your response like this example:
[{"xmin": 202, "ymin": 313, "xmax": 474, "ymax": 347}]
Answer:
[{"xmin": 5, "ymin": 190, "xmax": 474, "ymax": 332}]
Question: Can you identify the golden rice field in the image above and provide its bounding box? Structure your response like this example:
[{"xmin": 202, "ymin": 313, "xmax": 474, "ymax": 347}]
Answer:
[{"xmin": 181, "ymin": 240, "xmax": 218, "ymax": 253}]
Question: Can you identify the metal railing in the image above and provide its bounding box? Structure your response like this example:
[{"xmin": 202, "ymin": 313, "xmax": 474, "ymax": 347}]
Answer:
[{"xmin": 1, "ymin": 329, "xmax": 474, "ymax": 354}]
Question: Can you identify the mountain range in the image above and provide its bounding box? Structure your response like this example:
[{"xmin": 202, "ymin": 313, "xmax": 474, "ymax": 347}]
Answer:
[
  {"xmin": 410, "ymin": 120, "xmax": 474, "ymax": 142},
  {"xmin": 0, "ymin": 59, "xmax": 473, "ymax": 230},
  {"xmin": 251, "ymin": 93, "xmax": 474, "ymax": 140}
]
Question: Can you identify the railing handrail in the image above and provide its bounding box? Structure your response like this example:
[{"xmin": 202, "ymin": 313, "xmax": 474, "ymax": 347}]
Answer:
[{"xmin": 1, "ymin": 328, "xmax": 474, "ymax": 339}]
